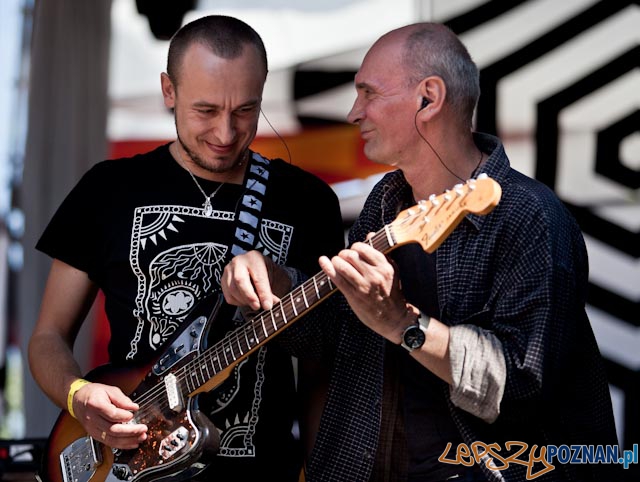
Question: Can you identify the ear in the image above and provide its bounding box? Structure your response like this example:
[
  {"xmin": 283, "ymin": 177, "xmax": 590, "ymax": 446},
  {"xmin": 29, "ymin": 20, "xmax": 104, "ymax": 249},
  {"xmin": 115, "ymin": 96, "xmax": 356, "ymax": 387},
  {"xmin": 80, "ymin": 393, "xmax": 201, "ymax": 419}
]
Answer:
[
  {"xmin": 417, "ymin": 75, "xmax": 446, "ymax": 116},
  {"xmin": 161, "ymin": 72, "xmax": 176, "ymax": 109}
]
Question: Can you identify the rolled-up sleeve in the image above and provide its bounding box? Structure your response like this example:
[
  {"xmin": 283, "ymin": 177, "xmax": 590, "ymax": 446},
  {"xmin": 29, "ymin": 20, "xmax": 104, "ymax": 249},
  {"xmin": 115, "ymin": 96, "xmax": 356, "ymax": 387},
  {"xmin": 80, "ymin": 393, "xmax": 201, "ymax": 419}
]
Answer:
[{"xmin": 448, "ymin": 324, "xmax": 506, "ymax": 423}]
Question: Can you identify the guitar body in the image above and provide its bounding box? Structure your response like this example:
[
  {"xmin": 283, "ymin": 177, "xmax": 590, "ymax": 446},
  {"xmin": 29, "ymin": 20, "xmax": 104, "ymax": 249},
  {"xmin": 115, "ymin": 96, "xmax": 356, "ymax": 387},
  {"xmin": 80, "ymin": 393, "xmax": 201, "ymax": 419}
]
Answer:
[{"xmin": 42, "ymin": 296, "xmax": 226, "ymax": 482}]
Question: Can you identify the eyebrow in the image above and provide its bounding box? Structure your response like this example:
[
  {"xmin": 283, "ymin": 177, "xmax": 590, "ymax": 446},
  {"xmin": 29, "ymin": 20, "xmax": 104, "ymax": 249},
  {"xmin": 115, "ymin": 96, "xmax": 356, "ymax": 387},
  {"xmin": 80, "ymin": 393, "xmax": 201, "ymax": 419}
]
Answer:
[
  {"xmin": 355, "ymin": 81, "xmax": 374, "ymax": 91},
  {"xmin": 192, "ymin": 99, "xmax": 260, "ymax": 109},
  {"xmin": 193, "ymin": 101, "xmax": 217, "ymax": 108}
]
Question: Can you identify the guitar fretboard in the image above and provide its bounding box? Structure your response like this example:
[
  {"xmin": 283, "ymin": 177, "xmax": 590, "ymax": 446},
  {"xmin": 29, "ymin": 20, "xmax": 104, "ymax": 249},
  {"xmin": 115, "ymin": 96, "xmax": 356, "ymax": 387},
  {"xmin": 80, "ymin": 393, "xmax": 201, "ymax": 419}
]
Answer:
[{"xmin": 178, "ymin": 270, "xmax": 344, "ymax": 394}]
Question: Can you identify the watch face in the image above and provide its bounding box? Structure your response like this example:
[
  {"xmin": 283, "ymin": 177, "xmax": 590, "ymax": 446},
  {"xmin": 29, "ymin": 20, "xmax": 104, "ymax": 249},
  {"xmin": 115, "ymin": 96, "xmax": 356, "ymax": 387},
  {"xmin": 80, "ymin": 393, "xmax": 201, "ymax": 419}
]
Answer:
[{"xmin": 403, "ymin": 325, "xmax": 426, "ymax": 350}]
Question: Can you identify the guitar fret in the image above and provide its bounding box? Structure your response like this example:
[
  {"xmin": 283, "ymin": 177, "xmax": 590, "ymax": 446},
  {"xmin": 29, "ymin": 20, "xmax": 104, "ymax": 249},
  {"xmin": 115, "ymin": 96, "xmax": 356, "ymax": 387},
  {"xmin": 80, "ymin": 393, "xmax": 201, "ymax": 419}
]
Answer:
[
  {"xmin": 270, "ymin": 310, "xmax": 278, "ymax": 331},
  {"xmin": 289, "ymin": 292, "xmax": 298, "ymax": 317},
  {"xmin": 280, "ymin": 302, "xmax": 287, "ymax": 324},
  {"xmin": 260, "ymin": 316, "xmax": 268, "ymax": 338},
  {"xmin": 212, "ymin": 351, "xmax": 222, "ymax": 372},
  {"xmin": 200, "ymin": 362, "xmax": 210, "ymax": 382},
  {"xmin": 301, "ymin": 285, "xmax": 309, "ymax": 308},
  {"xmin": 221, "ymin": 346, "xmax": 230, "ymax": 366},
  {"xmin": 312, "ymin": 276, "xmax": 320, "ymax": 299},
  {"xmin": 235, "ymin": 334, "xmax": 244, "ymax": 356},
  {"xmin": 184, "ymin": 371, "xmax": 194, "ymax": 393},
  {"xmin": 229, "ymin": 343, "xmax": 238, "ymax": 362},
  {"xmin": 190, "ymin": 369, "xmax": 201, "ymax": 388},
  {"xmin": 383, "ymin": 225, "xmax": 394, "ymax": 248},
  {"xmin": 244, "ymin": 326, "xmax": 252, "ymax": 349}
]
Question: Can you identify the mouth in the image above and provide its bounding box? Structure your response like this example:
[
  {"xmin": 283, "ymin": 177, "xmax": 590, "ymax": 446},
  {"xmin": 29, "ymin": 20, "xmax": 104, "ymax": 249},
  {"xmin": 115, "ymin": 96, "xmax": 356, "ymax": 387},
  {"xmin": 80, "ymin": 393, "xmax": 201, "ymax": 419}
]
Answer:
[
  {"xmin": 360, "ymin": 129, "xmax": 374, "ymax": 140},
  {"xmin": 205, "ymin": 142, "xmax": 235, "ymax": 156}
]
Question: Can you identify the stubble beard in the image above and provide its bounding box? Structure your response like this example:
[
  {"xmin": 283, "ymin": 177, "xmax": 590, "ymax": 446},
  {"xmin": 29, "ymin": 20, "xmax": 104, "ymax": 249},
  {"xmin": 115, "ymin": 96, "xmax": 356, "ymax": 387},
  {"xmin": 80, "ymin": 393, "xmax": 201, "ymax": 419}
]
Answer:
[
  {"xmin": 177, "ymin": 135, "xmax": 247, "ymax": 175},
  {"xmin": 173, "ymin": 105, "xmax": 247, "ymax": 174}
]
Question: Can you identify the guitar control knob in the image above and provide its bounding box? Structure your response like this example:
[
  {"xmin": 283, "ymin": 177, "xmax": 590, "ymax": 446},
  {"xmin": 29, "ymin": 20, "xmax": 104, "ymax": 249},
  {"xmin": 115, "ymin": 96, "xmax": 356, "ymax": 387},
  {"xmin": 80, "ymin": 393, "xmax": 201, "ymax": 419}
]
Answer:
[{"xmin": 112, "ymin": 465, "xmax": 130, "ymax": 480}]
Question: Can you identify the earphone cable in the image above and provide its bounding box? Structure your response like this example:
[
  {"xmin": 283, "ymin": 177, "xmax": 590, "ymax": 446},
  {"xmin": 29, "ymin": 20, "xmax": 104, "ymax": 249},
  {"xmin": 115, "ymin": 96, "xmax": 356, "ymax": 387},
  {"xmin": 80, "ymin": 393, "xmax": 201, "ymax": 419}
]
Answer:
[
  {"xmin": 413, "ymin": 109, "xmax": 465, "ymax": 182},
  {"xmin": 260, "ymin": 108, "xmax": 293, "ymax": 164}
]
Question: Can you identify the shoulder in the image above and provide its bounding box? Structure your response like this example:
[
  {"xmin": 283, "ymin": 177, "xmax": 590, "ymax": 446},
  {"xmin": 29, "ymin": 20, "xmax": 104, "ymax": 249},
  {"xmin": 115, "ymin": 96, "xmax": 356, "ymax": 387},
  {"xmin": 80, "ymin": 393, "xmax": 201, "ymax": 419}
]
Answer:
[
  {"xmin": 477, "ymin": 133, "xmax": 579, "ymax": 235},
  {"xmin": 502, "ymin": 170, "xmax": 576, "ymax": 229},
  {"xmin": 83, "ymin": 143, "xmax": 173, "ymax": 183},
  {"xmin": 492, "ymin": 170, "xmax": 587, "ymax": 268}
]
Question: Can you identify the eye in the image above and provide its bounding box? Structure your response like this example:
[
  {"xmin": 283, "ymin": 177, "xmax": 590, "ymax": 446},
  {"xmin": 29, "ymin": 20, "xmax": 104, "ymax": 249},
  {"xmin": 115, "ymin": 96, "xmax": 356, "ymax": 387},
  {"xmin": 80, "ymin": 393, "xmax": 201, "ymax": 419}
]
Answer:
[{"xmin": 236, "ymin": 105, "xmax": 258, "ymax": 115}]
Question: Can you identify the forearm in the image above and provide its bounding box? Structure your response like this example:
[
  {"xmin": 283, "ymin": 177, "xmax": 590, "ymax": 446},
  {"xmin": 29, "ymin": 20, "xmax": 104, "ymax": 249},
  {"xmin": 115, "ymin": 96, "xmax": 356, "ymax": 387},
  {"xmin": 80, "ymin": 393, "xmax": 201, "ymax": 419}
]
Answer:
[
  {"xmin": 28, "ymin": 330, "xmax": 84, "ymax": 410},
  {"xmin": 448, "ymin": 324, "xmax": 506, "ymax": 423}
]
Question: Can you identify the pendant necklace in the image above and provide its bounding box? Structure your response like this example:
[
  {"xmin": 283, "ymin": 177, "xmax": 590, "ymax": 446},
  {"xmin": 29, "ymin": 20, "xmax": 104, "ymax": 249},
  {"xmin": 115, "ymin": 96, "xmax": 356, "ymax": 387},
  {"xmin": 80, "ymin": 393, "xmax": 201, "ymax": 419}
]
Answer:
[
  {"xmin": 186, "ymin": 169, "xmax": 224, "ymax": 217},
  {"xmin": 172, "ymin": 144, "xmax": 225, "ymax": 217}
]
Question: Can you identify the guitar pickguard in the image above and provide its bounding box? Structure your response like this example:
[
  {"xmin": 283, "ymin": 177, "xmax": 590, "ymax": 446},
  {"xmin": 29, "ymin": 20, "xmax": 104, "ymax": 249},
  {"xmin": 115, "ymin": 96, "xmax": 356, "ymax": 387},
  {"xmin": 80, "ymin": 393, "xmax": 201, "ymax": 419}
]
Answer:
[{"xmin": 152, "ymin": 313, "xmax": 209, "ymax": 376}]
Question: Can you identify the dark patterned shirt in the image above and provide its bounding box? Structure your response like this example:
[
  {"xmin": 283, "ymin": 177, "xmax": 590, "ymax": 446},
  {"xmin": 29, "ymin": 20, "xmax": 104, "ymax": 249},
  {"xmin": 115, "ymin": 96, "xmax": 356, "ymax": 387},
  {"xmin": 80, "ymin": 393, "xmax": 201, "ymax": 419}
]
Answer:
[{"xmin": 288, "ymin": 133, "xmax": 619, "ymax": 482}]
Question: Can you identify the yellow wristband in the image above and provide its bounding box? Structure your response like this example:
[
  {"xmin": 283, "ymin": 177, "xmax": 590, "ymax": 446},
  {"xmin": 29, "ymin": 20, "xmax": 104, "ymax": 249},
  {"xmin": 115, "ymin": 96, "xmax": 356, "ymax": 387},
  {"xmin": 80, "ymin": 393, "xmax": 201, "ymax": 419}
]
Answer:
[{"xmin": 67, "ymin": 378, "xmax": 91, "ymax": 419}]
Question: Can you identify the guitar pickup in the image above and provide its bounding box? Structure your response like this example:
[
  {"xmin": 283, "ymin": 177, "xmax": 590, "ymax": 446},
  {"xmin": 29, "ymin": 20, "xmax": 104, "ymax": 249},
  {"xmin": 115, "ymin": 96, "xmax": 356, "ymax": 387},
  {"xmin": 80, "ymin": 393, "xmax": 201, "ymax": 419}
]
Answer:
[{"xmin": 164, "ymin": 373, "xmax": 183, "ymax": 412}]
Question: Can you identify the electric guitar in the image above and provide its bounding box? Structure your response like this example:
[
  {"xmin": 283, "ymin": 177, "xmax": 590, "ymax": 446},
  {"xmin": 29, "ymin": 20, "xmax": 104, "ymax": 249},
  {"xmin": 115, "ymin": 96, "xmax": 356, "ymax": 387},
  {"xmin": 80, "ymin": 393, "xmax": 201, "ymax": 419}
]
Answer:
[{"xmin": 42, "ymin": 175, "xmax": 501, "ymax": 482}]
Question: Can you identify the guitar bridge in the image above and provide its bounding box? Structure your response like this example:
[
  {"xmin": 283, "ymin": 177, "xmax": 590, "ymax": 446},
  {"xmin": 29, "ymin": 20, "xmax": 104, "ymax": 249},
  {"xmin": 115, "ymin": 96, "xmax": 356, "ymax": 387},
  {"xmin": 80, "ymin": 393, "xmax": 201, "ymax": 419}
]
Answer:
[
  {"xmin": 59, "ymin": 435, "xmax": 103, "ymax": 482},
  {"xmin": 159, "ymin": 426, "xmax": 189, "ymax": 460}
]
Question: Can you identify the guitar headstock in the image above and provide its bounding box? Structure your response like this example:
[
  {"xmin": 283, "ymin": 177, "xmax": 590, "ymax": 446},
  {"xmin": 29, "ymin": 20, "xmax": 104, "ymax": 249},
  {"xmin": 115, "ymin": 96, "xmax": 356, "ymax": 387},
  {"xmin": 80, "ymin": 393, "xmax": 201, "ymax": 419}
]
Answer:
[{"xmin": 388, "ymin": 174, "xmax": 501, "ymax": 253}]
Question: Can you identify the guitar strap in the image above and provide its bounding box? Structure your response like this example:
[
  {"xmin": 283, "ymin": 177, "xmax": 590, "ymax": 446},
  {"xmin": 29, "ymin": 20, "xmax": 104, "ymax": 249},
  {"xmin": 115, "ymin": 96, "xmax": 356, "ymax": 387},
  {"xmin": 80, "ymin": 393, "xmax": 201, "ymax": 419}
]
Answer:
[
  {"xmin": 228, "ymin": 151, "xmax": 272, "ymax": 325},
  {"xmin": 230, "ymin": 151, "xmax": 271, "ymax": 258}
]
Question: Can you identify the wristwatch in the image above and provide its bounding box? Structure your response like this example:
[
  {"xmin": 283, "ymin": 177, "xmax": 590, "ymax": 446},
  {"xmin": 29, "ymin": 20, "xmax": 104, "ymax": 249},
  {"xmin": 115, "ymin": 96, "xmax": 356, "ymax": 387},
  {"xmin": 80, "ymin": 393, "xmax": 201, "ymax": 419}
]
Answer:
[{"xmin": 401, "ymin": 312, "xmax": 430, "ymax": 352}]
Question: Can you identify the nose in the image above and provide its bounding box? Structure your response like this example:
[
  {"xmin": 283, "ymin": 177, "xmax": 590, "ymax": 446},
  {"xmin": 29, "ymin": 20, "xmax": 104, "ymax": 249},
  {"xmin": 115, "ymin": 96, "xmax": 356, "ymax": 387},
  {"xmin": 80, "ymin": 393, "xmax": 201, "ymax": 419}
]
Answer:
[
  {"xmin": 347, "ymin": 97, "xmax": 362, "ymax": 125},
  {"xmin": 214, "ymin": 113, "xmax": 236, "ymax": 144}
]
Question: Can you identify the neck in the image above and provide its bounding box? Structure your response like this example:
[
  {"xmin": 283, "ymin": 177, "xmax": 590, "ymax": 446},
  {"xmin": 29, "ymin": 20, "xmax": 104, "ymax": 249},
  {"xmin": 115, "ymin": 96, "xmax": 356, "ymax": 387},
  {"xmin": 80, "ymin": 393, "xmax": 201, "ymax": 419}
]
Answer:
[
  {"xmin": 170, "ymin": 141, "xmax": 248, "ymax": 184},
  {"xmin": 407, "ymin": 133, "xmax": 483, "ymax": 201}
]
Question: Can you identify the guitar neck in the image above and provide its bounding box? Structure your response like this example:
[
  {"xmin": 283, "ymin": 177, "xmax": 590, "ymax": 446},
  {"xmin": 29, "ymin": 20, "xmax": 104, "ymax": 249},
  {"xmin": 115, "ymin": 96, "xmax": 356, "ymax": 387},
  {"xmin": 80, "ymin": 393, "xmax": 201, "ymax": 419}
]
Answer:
[{"xmin": 177, "ymin": 230, "xmax": 396, "ymax": 395}]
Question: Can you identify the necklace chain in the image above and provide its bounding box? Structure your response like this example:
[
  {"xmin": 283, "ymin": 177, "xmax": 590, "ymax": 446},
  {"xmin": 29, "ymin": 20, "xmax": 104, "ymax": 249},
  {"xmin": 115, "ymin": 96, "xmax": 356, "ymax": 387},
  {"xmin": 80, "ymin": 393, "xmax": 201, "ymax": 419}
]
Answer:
[
  {"xmin": 172, "ymin": 143, "xmax": 228, "ymax": 217},
  {"xmin": 186, "ymin": 169, "xmax": 225, "ymax": 217}
]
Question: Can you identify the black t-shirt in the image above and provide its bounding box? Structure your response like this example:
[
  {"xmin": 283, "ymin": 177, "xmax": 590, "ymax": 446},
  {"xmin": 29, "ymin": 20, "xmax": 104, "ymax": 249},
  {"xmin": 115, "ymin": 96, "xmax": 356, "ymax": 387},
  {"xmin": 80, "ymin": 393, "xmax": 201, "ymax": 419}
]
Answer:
[
  {"xmin": 391, "ymin": 244, "xmax": 466, "ymax": 481},
  {"xmin": 36, "ymin": 143, "xmax": 345, "ymax": 480}
]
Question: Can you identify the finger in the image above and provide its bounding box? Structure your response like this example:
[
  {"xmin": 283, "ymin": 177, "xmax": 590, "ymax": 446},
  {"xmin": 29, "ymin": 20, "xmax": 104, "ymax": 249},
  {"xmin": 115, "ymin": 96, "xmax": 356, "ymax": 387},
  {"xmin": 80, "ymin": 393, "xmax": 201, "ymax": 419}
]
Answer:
[
  {"xmin": 348, "ymin": 244, "xmax": 396, "ymax": 285},
  {"xmin": 326, "ymin": 255, "xmax": 365, "ymax": 293},
  {"xmin": 318, "ymin": 256, "xmax": 336, "ymax": 278},
  {"xmin": 109, "ymin": 421, "xmax": 148, "ymax": 438},
  {"xmin": 350, "ymin": 242, "xmax": 386, "ymax": 265},
  {"xmin": 226, "ymin": 265, "xmax": 262, "ymax": 310},
  {"xmin": 99, "ymin": 428, "xmax": 147, "ymax": 450},
  {"xmin": 335, "ymin": 249, "xmax": 370, "ymax": 279},
  {"xmin": 102, "ymin": 387, "xmax": 141, "ymax": 423},
  {"xmin": 99, "ymin": 415, "xmax": 148, "ymax": 450},
  {"xmin": 250, "ymin": 263, "xmax": 278, "ymax": 311}
]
